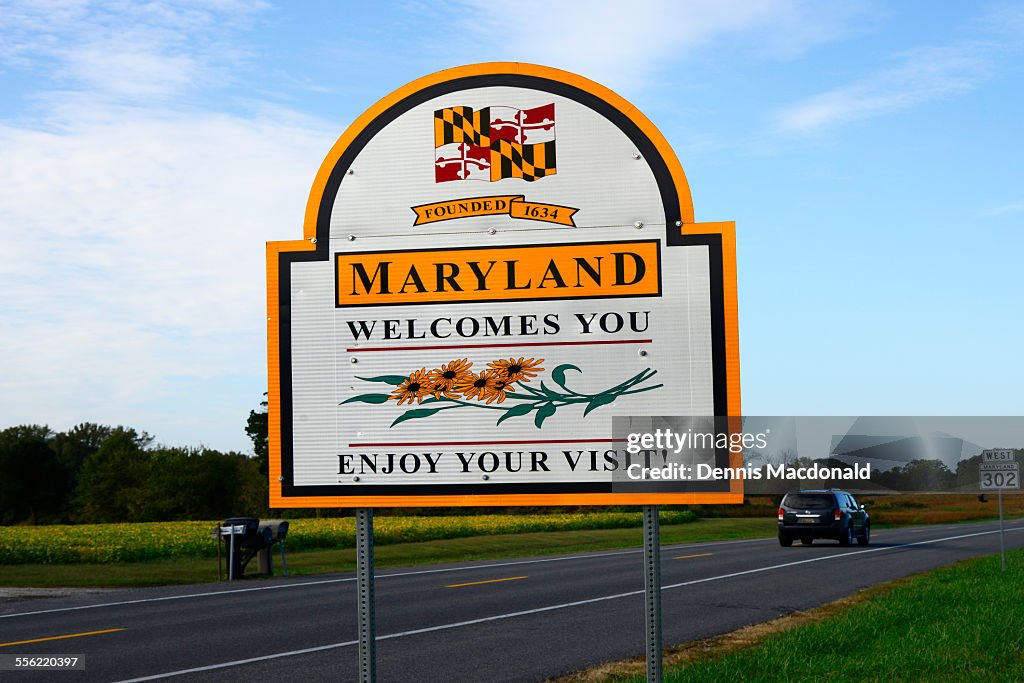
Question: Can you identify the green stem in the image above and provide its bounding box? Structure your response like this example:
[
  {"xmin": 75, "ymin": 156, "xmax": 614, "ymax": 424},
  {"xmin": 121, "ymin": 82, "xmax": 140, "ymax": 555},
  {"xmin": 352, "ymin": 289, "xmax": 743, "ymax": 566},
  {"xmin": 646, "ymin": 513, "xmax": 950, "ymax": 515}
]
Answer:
[
  {"xmin": 619, "ymin": 383, "xmax": 664, "ymax": 396},
  {"xmin": 431, "ymin": 397, "xmax": 519, "ymax": 411},
  {"xmin": 600, "ymin": 368, "xmax": 656, "ymax": 396},
  {"xmin": 517, "ymin": 383, "xmax": 548, "ymax": 397}
]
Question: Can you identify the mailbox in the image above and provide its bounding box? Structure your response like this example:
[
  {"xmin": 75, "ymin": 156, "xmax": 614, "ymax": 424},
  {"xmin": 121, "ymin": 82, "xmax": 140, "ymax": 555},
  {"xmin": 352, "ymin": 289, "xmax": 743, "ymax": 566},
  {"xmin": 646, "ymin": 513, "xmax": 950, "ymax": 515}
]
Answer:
[
  {"xmin": 256, "ymin": 520, "xmax": 289, "ymax": 575},
  {"xmin": 216, "ymin": 517, "xmax": 289, "ymax": 580}
]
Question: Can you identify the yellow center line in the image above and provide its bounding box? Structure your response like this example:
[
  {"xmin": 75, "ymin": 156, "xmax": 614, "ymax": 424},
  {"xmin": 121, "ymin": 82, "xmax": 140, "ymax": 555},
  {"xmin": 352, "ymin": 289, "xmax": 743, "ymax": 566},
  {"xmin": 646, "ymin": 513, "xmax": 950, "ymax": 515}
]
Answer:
[
  {"xmin": 673, "ymin": 553, "xmax": 713, "ymax": 560},
  {"xmin": 447, "ymin": 575, "xmax": 527, "ymax": 588},
  {"xmin": 0, "ymin": 628, "xmax": 126, "ymax": 648}
]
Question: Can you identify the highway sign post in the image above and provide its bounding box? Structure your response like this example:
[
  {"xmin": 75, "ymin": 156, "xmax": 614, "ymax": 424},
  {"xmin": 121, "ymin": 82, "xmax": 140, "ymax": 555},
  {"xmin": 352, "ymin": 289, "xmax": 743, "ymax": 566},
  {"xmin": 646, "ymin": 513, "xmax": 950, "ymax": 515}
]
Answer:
[
  {"xmin": 268, "ymin": 63, "xmax": 743, "ymax": 683},
  {"xmin": 643, "ymin": 505, "xmax": 662, "ymax": 682},
  {"xmin": 980, "ymin": 452, "xmax": 1019, "ymax": 571},
  {"xmin": 355, "ymin": 509, "xmax": 375, "ymax": 683}
]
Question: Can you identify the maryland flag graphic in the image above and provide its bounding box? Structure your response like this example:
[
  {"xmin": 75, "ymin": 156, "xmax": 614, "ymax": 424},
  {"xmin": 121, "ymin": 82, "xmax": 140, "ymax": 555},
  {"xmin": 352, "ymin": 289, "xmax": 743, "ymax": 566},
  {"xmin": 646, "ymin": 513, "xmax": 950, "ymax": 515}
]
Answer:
[{"xmin": 434, "ymin": 104, "xmax": 556, "ymax": 183}]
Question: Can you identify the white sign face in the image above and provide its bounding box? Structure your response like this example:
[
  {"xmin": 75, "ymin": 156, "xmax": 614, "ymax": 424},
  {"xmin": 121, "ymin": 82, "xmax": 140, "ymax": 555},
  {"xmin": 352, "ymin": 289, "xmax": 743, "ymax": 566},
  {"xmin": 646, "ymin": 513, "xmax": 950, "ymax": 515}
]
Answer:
[
  {"xmin": 983, "ymin": 449, "xmax": 1015, "ymax": 463},
  {"xmin": 268, "ymin": 64, "xmax": 741, "ymax": 507},
  {"xmin": 980, "ymin": 462, "xmax": 1020, "ymax": 490}
]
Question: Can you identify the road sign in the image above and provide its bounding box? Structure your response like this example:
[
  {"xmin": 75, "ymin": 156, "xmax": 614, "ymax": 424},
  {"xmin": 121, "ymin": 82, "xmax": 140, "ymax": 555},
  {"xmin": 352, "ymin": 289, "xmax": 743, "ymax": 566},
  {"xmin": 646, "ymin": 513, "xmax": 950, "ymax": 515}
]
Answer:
[
  {"xmin": 267, "ymin": 63, "xmax": 742, "ymax": 508},
  {"xmin": 980, "ymin": 462, "xmax": 1020, "ymax": 490},
  {"xmin": 983, "ymin": 449, "xmax": 1015, "ymax": 463}
]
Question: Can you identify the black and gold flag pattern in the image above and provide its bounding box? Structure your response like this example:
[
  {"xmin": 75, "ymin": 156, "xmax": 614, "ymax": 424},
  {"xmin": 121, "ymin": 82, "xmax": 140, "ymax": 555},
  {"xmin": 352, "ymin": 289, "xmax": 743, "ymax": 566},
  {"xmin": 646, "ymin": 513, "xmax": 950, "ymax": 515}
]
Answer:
[
  {"xmin": 434, "ymin": 106, "xmax": 490, "ymax": 147},
  {"xmin": 491, "ymin": 139, "xmax": 557, "ymax": 182}
]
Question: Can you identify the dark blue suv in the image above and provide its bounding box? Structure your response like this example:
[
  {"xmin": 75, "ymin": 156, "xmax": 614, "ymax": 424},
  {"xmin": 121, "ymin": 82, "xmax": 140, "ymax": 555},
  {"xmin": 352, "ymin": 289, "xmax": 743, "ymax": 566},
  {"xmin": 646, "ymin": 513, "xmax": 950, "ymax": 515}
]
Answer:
[{"xmin": 777, "ymin": 489, "xmax": 870, "ymax": 547}]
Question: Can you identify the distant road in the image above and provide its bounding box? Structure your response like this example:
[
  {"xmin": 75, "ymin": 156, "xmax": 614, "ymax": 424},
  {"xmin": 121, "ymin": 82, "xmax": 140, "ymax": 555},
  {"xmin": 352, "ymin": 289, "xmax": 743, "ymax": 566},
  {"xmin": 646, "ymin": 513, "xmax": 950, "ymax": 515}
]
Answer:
[{"xmin": 2, "ymin": 519, "xmax": 1022, "ymax": 682}]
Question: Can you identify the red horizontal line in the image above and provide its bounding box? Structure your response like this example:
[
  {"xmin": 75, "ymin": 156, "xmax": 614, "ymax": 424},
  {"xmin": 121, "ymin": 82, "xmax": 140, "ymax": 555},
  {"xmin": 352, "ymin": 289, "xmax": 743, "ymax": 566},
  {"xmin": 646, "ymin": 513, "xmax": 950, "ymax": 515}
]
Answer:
[
  {"xmin": 349, "ymin": 438, "xmax": 619, "ymax": 447},
  {"xmin": 346, "ymin": 339, "xmax": 653, "ymax": 353}
]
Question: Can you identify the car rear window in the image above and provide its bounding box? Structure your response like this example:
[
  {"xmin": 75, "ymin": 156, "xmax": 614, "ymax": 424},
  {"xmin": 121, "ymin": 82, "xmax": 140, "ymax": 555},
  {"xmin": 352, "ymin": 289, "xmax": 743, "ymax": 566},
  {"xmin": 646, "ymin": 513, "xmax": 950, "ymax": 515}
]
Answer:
[{"xmin": 782, "ymin": 493, "xmax": 834, "ymax": 509}]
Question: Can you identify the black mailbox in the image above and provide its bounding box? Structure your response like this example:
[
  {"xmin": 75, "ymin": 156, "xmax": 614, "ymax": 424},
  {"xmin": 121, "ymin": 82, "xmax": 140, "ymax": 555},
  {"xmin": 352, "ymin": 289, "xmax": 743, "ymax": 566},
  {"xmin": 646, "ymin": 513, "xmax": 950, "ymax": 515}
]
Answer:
[{"xmin": 217, "ymin": 518, "xmax": 289, "ymax": 580}]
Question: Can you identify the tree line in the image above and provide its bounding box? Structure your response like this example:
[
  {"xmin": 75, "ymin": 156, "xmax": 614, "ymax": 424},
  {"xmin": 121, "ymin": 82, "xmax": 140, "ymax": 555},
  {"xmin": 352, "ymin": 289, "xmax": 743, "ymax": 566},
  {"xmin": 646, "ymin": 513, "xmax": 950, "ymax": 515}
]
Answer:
[{"xmin": 0, "ymin": 419, "xmax": 269, "ymax": 526}]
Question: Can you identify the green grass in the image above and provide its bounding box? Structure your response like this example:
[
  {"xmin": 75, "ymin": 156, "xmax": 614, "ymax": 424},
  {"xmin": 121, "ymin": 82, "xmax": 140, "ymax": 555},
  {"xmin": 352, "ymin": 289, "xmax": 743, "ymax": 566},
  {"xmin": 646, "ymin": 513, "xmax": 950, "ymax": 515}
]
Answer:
[
  {"xmin": 609, "ymin": 549, "xmax": 1024, "ymax": 683},
  {"xmin": 0, "ymin": 511, "xmax": 698, "ymax": 564},
  {"xmin": 0, "ymin": 518, "xmax": 774, "ymax": 588}
]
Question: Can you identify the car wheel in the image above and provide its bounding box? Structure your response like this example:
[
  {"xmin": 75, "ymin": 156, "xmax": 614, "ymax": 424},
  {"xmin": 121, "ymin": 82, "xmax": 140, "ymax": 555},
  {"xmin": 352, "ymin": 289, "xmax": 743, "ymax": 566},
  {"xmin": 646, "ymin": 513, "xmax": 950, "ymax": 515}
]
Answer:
[
  {"xmin": 840, "ymin": 524, "xmax": 854, "ymax": 546},
  {"xmin": 800, "ymin": 537, "xmax": 813, "ymax": 545},
  {"xmin": 778, "ymin": 533, "xmax": 793, "ymax": 547},
  {"xmin": 857, "ymin": 524, "xmax": 870, "ymax": 546}
]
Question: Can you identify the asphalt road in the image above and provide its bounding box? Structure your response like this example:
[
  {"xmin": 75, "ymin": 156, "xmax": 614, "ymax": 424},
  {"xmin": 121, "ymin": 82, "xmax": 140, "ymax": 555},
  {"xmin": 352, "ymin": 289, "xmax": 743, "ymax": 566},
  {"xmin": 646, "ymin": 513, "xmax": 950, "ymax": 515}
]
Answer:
[{"xmin": 2, "ymin": 519, "xmax": 1023, "ymax": 683}]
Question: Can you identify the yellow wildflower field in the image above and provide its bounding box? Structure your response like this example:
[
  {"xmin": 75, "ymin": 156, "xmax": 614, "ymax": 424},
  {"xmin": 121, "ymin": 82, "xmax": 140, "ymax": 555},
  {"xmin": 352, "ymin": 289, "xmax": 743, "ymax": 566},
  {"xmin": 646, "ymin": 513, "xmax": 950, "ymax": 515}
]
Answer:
[{"xmin": 0, "ymin": 511, "xmax": 696, "ymax": 564}]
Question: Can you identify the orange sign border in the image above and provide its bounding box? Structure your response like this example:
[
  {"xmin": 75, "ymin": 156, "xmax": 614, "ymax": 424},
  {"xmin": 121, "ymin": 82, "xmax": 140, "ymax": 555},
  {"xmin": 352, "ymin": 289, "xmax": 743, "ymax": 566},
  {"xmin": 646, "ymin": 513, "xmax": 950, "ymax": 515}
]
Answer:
[{"xmin": 267, "ymin": 63, "xmax": 742, "ymax": 507}]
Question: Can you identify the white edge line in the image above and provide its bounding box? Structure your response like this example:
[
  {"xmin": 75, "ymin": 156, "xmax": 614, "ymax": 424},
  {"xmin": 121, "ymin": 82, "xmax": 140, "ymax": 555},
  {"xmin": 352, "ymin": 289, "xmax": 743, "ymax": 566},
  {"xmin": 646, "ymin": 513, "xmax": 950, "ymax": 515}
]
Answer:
[
  {"xmin": 0, "ymin": 536, "xmax": 771, "ymax": 620},
  {"xmin": 110, "ymin": 525, "xmax": 1023, "ymax": 683}
]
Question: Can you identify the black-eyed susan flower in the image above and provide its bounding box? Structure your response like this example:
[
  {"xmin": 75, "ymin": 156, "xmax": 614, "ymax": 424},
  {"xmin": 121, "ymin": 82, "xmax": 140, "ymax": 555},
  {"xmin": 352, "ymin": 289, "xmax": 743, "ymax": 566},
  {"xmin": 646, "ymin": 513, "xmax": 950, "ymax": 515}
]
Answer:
[
  {"xmin": 456, "ymin": 370, "xmax": 501, "ymax": 401},
  {"xmin": 426, "ymin": 358, "xmax": 474, "ymax": 398},
  {"xmin": 482, "ymin": 378, "xmax": 517, "ymax": 404},
  {"xmin": 487, "ymin": 357, "xmax": 544, "ymax": 384},
  {"xmin": 390, "ymin": 368, "xmax": 431, "ymax": 405}
]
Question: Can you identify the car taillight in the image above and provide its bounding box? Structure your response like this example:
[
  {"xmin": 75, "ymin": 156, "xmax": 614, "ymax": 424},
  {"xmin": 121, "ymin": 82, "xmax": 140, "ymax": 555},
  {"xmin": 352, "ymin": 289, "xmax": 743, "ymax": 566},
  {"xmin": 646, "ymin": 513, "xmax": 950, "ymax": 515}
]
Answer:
[
  {"xmin": 778, "ymin": 507, "xmax": 784, "ymax": 521},
  {"xmin": 834, "ymin": 508, "xmax": 841, "ymax": 521}
]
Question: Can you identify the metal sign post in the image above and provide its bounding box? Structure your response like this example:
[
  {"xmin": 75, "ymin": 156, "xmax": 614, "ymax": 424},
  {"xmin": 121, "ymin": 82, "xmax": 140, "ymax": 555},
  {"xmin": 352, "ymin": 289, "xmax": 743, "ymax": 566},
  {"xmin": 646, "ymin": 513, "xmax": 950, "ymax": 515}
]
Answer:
[
  {"xmin": 356, "ymin": 508, "xmax": 376, "ymax": 683},
  {"xmin": 643, "ymin": 505, "xmax": 662, "ymax": 682},
  {"xmin": 999, "ymin": 487, "xmax": 1005, "ymax": 572}
]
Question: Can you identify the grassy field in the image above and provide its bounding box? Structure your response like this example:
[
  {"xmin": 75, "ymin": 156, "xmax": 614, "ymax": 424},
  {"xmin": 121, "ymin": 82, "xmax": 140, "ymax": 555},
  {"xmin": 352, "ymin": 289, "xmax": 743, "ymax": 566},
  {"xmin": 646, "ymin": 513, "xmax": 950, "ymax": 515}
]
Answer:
[
  {"xmin": 562, "ymin": 549, "xmax": 1024, "ymax": 683},
  {"xmin": 0, "ymin": 510, "xmax": 697, "ymax": 565},
  {"xmin": 0, "ymin": 518, "xmax": 773, "ymax": 588}
]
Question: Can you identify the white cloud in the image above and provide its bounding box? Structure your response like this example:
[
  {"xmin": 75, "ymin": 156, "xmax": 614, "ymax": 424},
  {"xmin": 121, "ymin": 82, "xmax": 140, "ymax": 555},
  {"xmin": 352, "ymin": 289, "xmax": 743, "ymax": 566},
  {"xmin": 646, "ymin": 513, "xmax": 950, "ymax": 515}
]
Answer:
[
  {"xmin": 774, "ymin": 5, "xmax": 1024, "ymax": 134},
  {"xmin": 0, "ymin": 0, "xmax": 265, "ymax": 103},
  {"xmin": 982, "ymin": 200, "xmax": 1024, "ymax": 217},
  {"xmin": 444, "ymin": 0, "xmax": 864, "ymax": 91},
  {"xmin": 0, "ymin": 1, "xmax": 329, "ymax": 449},
  {"xmin": 0, "ymin": 106, "xmax": 332, "ymax": 443},
  {"xmin": 775, "ymin": 45, "xmax": 987, "ymax": 133}
]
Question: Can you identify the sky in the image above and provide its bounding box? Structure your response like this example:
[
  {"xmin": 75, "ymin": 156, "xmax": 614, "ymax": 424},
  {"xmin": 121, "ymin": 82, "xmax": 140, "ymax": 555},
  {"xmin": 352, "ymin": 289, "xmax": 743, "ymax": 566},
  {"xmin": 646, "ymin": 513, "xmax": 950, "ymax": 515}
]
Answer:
[{"xmin": 1, "ymin": 0, "xmax": 1022, "ymax": 454}]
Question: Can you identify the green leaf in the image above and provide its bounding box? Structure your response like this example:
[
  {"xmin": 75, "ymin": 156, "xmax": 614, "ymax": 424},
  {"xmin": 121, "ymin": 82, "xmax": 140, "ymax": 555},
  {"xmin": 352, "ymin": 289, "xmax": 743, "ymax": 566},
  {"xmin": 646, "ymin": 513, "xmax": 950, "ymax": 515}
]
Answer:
[
  {"xmin": 583, "ymin": 393, "xmax": 617, "ymax": 416},
  {"xmin": 496, "ymin": 402, "xmax": 535, "ymax": 426},
  {"xmin": 551, "ymin": 364, "xmax": 581, "ymax": 390},
  {"xmin": 539, "ymin": 381, "xmax": 560, "ymax": 399},
  {"xmin": 356, "ymin": 375, "xmax": 408, "ymax": 385},
  {"xmin": 534, "ymin": 402, "xmax": 556, "ymax": 428},
  {"xmin": 340, "ymin": 393, "xmax": 391, "ymax": 405},
  {"xmin": 391, "ymin": 407, "xmax": 443, "ymax": 427}
]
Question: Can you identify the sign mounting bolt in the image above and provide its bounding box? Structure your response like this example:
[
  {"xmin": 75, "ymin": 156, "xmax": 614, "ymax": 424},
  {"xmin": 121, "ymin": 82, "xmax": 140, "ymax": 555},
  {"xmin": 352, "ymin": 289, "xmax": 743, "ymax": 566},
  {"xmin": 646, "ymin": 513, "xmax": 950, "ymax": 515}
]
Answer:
[
  {"xmin": 310, "ymin": 237, "xmax": 317, "ymax": 244},
  {"xmin": 482, "ymin": 474, "xmax": 490, "ymax": 481},
  {"xmin": 347, "ymin": 169, "xmax": 354, "ymax": 175},
  {"xmin": 277, "ymin": 476, "xmax": 284, "ymax": 482},
  {"xmin": 675, "ymin": 220, "xmax": 682, "ymax": 227},
  {"xmin": 353, "ymin": 476, "xmax": 360, "ymax": 482},
  {"xmin": 638, "ymin": 348, "xmax": 649, "ymax": 357},
  {"xmin": 350, "ymin": 357, "xmax": 358, "ymax": 364},
  {"xmin": 488, "ymin": 227, "xmax": 497, "ymax": 235},
  {"xmin": 633, "ymin": 152, "xmax": 641, "ymax": 160},
  {"xmin": 347, "ymin": 234, "xmax": 356, "ymax": 241},
  {"xmin": 634, "ymin": 221, "xmax": 644, "ymax": 229}
]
